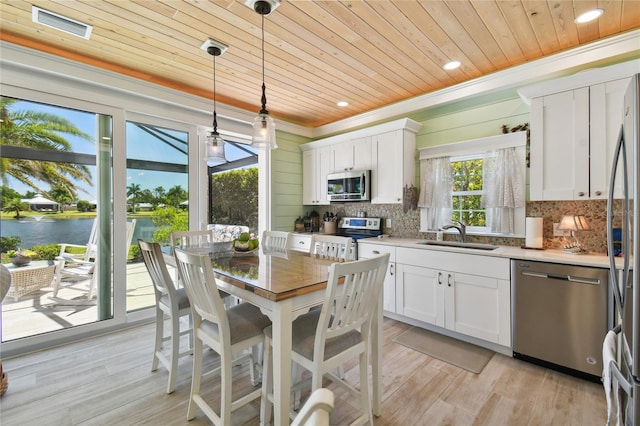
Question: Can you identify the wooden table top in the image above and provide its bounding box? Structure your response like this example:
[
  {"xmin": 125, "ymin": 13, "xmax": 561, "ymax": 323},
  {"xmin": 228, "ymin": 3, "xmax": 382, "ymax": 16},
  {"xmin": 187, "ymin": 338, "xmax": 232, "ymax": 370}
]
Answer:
[{"xmin": 169, "ymin": 246, "xmax": 335, "ymax": 302}]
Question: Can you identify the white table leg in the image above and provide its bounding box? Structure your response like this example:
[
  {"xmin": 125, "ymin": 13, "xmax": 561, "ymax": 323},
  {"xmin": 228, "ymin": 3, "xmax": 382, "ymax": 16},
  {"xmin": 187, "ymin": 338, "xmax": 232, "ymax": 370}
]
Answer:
[
  {"xmin": 272, "ymin": 299, "xmax": 293, "ymax": 425},
  {"xmin": 372, "ymin": 290, "xmax": 383, "ymax": 416}
]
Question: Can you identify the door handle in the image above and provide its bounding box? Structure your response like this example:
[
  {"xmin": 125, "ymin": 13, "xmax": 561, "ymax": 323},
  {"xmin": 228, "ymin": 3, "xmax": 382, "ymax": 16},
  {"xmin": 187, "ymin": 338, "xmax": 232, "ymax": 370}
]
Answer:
[
  {"xmin": 447, "ymin": 274, "xmax": 453, "ymax": 287},
  {"xmin": 438, "ymin": 271, "xmax": 443, "ymax": 285}
]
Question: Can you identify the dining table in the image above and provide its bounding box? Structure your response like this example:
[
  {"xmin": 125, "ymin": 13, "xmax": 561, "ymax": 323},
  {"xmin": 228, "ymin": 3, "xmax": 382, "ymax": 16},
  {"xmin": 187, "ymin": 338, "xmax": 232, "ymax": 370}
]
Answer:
[{"xmin": 164, "ymin": 244, "xmax": 383, "ymax": 425}]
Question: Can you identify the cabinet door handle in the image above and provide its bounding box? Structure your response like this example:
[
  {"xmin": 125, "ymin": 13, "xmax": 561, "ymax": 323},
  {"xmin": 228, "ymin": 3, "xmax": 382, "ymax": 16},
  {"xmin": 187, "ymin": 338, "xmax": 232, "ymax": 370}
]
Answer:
[
  {"xmin": 438, "ymin": 271, "xmax": 443, "ymax": 285},
  {"xmin": 595, "ymin": 190, "xmax": 602, "ymax": 196},
  {"xmin": 389, "ymin": 264, "xmax": 394, "ymax": 276},
  {"xmin": 447, "ymin": 274, "xmax": 453, "ymax": 287},
  {"xmin": 578, "ymin": 192, "xmax": 585, "ymax": 197}
]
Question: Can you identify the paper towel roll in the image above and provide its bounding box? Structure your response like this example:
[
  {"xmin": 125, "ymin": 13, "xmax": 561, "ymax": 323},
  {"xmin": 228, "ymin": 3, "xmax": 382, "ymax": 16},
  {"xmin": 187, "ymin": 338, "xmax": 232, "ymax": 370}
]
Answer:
[{"xmin": 525, "ymin": 217, "xmax": 543, "ymax": 248}]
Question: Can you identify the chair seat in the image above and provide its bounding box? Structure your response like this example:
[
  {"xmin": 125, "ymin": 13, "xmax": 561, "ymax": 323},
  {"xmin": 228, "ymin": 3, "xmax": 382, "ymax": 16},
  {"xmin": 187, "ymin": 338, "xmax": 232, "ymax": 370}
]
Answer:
[
  {"xmin": 265, "ymin": 310, "xmax": 362, "ymax": 361},
  {"xmin": 201, "ymin": 302, "xmax": 271, "ymax": 345},
  {"xmin": 160, "ymin": 287, "xmax": 190, "ymax": 311}
]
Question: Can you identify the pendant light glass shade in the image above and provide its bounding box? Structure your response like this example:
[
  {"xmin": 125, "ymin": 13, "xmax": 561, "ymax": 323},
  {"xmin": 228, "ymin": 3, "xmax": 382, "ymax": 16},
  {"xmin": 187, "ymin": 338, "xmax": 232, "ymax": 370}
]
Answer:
[
  {"xmin": 205, "ymin": 131, "xmax": 226, "ymax": 166},
  {"xmin": 251, "ymin": 2, "xmax": 277, "ymax": 149},
  {"xmin": 252, "ymin": 111, "xmax": 277, "ymax": 149},
  {"xmin": 203, "ymin": 43, "xmax": 228, "ymax": 166}
]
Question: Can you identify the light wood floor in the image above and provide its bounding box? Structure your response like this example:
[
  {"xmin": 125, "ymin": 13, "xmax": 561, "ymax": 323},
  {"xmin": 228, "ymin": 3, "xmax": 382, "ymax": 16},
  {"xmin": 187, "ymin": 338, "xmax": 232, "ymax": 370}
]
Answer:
[{"xmin": 0, "ymin": 317, "xmax": 607, "ymax": 425}]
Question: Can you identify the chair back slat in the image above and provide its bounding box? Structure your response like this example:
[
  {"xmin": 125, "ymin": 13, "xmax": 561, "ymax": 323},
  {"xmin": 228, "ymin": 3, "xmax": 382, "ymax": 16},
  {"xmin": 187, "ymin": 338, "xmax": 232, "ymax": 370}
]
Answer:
[
  {"xmin": 138, "ymin": 239, "xmax": 176, "ymax": 301},
  {"xmin": 315, "ymin": 254, "xmax": 390, "ymax": 351},
  {"xmin": 309, "ymin": 234, "xmax": 353, "ymax": 262},
  {"xmin": 261, "ymin": 230, "xmax": 290, "ymax": 253},
  {"xmin": 170, "ymin": 230, "xmax": 214, "ymax": 248},
  {"xmin": 173, "ymin": 249, "xmax": 229, "ymax": 340}
]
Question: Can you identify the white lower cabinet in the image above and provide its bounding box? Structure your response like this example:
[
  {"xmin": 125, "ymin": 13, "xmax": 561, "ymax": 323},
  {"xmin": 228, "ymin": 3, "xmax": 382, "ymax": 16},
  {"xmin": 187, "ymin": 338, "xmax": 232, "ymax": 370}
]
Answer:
[
  {"xmin": 395, "ymin": 247, "xmax": 511, "ymax": 347},
  {"xmin": 358, "ymin": 243, "xmax": 396, "ymax": 313},
  {"xmin": 289, "ymin": 234, "xmax": 312, "ymax": 252}
]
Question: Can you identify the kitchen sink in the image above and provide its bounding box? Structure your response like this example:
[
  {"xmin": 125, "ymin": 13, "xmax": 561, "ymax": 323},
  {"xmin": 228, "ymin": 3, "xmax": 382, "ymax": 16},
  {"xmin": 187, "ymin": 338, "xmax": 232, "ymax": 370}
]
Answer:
[{"xmin": 416, "ymin": 241, "xmax": 499, "ymax": 251}]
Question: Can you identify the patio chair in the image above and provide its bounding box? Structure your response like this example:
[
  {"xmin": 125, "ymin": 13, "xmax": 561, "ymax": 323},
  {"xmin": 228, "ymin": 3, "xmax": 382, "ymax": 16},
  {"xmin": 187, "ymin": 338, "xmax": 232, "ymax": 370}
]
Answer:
[
  {"xmin": 261, "ymin": 254, "xmax": 390, "ymax": 426},
  {"xmin": 53, "ymin": 219, "xmax": 137, "ymax": 299}
]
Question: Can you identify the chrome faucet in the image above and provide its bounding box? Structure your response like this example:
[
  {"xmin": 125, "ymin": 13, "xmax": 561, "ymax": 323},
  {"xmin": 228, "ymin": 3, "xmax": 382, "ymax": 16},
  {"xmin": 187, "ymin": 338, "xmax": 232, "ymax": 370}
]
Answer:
[{"xmin": 442, "ymin": 220, "xmax": 467, "ymax": 242}]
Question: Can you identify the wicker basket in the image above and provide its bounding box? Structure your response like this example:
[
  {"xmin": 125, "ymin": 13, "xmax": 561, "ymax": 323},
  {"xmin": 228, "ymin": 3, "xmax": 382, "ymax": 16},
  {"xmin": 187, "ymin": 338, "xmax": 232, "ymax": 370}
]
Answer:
[{"xmin": 0, "ymin": 371, "xmax": 8, "ymax": 396}]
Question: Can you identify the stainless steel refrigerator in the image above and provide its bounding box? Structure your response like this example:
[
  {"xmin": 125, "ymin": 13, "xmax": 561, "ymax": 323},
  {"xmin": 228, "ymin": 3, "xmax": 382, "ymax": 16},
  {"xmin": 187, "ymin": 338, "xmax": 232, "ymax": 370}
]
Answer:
[{"xmin": 607, "ymin": 74, "xmax": 639, "ymax": 426}]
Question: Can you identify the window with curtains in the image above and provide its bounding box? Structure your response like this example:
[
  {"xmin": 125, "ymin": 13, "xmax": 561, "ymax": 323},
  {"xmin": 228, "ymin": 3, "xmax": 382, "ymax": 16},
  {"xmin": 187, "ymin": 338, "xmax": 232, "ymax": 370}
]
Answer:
[{"xmin": 418, "ymin": 132, "xmax": 527, "ymax": 236}]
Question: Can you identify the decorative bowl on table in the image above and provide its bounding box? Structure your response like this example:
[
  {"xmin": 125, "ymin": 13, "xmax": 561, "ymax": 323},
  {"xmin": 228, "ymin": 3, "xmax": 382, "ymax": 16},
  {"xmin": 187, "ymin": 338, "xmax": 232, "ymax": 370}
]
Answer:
[
  {"xmin": 8, "ymin": 251, "xmax": 35, "ymax": 267},
  {"xmin": 232, "ymin": 247, "xmax": 258, "ymax": 257},
  {"xmin": 231, "ymin": 232, "xmax": 259, "ymax": 256}
]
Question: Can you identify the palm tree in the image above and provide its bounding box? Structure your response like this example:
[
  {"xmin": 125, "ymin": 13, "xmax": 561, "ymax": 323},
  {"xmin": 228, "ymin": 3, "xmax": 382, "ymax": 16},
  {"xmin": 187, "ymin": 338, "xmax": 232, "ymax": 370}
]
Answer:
[
  {"xmin": 3, "ymin": 198, "xmax": 27, "ymax": 219},
  {"xmin": 0, "ymin": 97, "xmax": 94, "ymax": 198},
  {"xmin": 49, "ymin": 186, "xmax": 73, "ymax": 213},
  {"xmin": 127, "ymin": 183, "xmax": 142, "ymax": 212}
]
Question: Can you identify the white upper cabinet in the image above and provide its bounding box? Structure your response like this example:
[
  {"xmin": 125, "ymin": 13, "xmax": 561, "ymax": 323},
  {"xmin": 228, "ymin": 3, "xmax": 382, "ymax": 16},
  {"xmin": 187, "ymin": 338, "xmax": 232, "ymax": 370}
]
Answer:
[
  {"xmin": 331, "ymin": 137, "xmax": 372, "ymax": 172},
  {"xmin": 519, "ymin": 61, "xmax": 637, "ymax": 201},
  {"xmin": 302, "ymin": 146, "xmax": 330, "ymax": 205},
  {"xmin": 589, "ymin": 79, "xmax": 632, "ymax": 200},
  {"xmin": 302, "ymin": 118, "xmax": 420, "ymax": 206},
  {"xmin": 371, "ymin": 129, "xmax": 416, "ymax": 204},
  {"xmin": 529, "ymin": 79, "xmax": 629, "ymax": 200}
]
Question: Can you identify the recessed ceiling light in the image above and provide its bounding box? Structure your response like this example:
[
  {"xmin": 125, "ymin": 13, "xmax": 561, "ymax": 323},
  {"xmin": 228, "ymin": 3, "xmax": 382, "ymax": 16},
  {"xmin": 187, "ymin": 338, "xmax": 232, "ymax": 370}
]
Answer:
[
  {"xmin": 443, "ymin": 61, "xmax": 461, "ymax": 71},
  {"xmin": 575, "ymin": 8, "xmax": 604, "ymax": 24},
  {"xmin": 337, "ymin": 101, "xmax": 349, "ymax": 107},
  {"xmin": 32, "ymin": 6, "xmax": 92, "ymax": 39}
]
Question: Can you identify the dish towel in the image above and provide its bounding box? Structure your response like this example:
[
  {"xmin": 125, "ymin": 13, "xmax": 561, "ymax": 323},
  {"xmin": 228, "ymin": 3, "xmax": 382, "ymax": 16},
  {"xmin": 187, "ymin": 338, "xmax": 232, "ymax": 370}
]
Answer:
[{"xmin": 602, "ymin": 330, "xmax": 621, "ymax": 426}]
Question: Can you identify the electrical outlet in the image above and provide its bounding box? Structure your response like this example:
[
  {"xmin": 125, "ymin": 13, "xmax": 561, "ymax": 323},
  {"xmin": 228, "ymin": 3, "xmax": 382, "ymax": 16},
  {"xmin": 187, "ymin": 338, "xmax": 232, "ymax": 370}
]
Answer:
[
  {"xmin": 386, "ymin": 218, "xmax": 392, "ymax": 228},
  {"xmin": 553, "ymin": 222, "xmax": 571, "ymax": 236}
]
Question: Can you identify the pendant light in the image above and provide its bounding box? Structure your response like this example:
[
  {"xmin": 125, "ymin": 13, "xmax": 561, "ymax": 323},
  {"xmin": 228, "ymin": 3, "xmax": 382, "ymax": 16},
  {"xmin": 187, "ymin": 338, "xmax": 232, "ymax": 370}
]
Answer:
[
  {"xmin": 251, "ymin": 0, "xmax": 278, "ymax": 149},
  {"xmin": 203, "ymin": 39, "xmax": 228, "ymax": 166}
]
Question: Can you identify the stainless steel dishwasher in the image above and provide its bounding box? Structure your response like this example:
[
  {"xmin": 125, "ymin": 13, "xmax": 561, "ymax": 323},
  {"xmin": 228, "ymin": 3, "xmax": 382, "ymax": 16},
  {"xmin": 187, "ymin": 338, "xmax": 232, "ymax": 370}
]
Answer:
[{"xmin": 511, "ymin": 259, "xmax": 610, "ymax": 381}]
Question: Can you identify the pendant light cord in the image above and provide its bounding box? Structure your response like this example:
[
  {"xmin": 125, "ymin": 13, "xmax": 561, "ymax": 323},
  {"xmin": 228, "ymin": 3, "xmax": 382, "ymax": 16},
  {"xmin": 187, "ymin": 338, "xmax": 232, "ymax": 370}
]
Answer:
[
  {"xmin": 212, "ymin": 51, "xmax": 218, "ymax": 133},
  {"xmin": 260, "ymin": 13, "xmax": 268, "ymax": 114}
]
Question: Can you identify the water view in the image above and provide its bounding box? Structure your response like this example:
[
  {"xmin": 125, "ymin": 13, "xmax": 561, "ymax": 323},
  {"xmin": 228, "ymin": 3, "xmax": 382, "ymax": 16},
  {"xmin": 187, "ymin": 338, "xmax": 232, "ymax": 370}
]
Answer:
[{"xmin": 1, "ymin": 217, "xmax": 156, "ymax": 248}]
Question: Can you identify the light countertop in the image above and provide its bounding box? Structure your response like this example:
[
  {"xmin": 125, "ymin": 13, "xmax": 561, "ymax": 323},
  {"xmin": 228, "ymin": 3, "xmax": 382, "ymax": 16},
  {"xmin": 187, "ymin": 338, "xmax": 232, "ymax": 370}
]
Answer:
[{"xmin": 357, "ymin": 237, "xmax": 627, "ymax": 269}]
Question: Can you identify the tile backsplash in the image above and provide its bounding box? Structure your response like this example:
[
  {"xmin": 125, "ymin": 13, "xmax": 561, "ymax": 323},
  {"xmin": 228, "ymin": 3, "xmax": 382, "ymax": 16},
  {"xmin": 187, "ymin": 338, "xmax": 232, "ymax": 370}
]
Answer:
[{"xmin": 309, "ymin": 199, "xmax": 614, "ymax": 254}]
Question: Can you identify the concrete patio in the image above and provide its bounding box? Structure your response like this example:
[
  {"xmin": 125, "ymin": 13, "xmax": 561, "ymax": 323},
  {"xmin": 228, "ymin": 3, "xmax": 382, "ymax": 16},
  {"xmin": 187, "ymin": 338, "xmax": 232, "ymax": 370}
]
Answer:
[{"xmin": 1, "ymin": 262, "xmax": 157, "ymax": 342}]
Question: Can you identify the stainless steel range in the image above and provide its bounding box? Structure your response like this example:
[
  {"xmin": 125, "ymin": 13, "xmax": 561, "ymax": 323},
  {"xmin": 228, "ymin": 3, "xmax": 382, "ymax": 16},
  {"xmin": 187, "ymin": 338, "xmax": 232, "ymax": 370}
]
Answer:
[{"xmin": 337, "ymin": 217, "xmax": 383, "ymax": 259}]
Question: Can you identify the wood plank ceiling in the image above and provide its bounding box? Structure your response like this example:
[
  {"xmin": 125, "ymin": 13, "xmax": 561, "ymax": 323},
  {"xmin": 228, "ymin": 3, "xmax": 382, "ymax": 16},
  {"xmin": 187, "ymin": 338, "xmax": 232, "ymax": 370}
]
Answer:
[{"xmin": 1, "ymin": 1, "xmax": 639, "ymax": 128}]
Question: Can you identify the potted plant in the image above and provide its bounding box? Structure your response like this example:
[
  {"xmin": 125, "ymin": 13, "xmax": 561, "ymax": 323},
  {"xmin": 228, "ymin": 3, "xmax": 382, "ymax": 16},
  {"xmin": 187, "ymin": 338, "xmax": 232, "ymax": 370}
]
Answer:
[{"xmin": 7, "ymin": 249, "xmax": 37, "ymax": 267}]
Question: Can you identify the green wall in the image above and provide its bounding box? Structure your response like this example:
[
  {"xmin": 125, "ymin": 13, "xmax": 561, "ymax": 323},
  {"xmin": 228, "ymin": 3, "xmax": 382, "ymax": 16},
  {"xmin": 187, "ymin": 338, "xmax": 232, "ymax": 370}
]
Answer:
[
  {"xmin": 274, "ymin": 94, "xmax": 531, "ymax": 232},
  {"xmin": 271, "ymin": 130, "xmax": 310, "ymax": 231}
]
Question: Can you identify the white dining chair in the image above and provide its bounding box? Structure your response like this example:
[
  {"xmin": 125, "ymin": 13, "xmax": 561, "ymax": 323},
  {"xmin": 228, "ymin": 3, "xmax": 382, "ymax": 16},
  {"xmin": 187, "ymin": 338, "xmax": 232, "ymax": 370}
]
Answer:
[
  {"xmin": 174, "ymin": 248, "xmax": 272, "ymax": 425},
  {"xmin": 261, "ymin": 230, "xmax": 290, "ymax": 253},
  {"xmin": 261, "ymin": 253, "xmax": 390, "ymax": 426},
  {"xmin": 138, "ymin": 239, "xmax": 192, "ymax": 394},
  {"xmin": 309, "ymin": 234, "xmax": 354, "ymax": 261},
  {"xmin": 170, "ymin": 229, "xmax": 214, "ymax": 248},
  {"xmin": 290, "ymin": 388, "xmax": 334, "ymax": 426}
]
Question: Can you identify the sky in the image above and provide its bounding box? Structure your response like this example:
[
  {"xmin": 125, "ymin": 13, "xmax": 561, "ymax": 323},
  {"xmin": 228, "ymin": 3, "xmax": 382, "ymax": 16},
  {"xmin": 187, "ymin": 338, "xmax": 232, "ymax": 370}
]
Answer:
[{"xmin": 4, "ymin": 98, "xmax": 255, "ymax": 201}]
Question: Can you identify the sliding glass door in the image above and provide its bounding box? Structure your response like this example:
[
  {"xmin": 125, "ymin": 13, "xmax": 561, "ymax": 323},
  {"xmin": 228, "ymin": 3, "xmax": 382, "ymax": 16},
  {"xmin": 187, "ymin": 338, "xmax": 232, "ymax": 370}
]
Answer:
[{"xmin": 1, "ymin": 96, "xmax": 115, "ymax": 342}]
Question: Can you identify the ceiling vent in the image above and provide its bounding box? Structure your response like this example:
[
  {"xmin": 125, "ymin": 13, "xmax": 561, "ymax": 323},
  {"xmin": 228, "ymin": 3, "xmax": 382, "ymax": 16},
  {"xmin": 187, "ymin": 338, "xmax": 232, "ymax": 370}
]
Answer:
[{"xmin": 32, "ymin": 6, "xmax": 92, "ymax": 39}]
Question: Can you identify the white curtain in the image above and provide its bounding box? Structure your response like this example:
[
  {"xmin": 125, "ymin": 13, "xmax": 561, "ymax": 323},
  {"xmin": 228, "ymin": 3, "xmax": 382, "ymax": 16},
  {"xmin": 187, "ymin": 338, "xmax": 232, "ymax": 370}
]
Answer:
[
  {"xmin": 418, "ymin": 157, "xmax": 452, "ymax": 230},
  {"xmin": 481, "ymin": 147, "xmax": 525, "ymax": 233}
]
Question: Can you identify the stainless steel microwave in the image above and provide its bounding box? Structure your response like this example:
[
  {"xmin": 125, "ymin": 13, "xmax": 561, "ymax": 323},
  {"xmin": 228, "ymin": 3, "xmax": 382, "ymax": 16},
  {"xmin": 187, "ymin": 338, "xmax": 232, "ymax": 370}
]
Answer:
[{"xmin": 327, "ymin": 170, "xmax": 370, "ymax": 201}]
